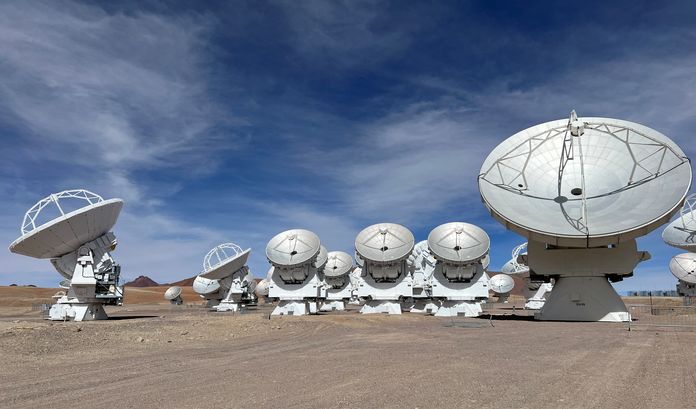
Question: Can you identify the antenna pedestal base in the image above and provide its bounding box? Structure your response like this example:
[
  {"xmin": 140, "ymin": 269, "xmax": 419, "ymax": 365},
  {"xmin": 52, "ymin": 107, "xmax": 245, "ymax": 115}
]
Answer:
[
  {"xmin": 406, "ymin": 299, "xmax": 440, "ymax": 315},
  {"xmin": 48, "ymin": 302, "xmax": 108, "ymax": 321},
  {"xmin": 357, "ymin": 274, "xmax": 412, "ymax": 301},
  {"xmin": 320, "ymin": 300, "xmax": 345, "ymax": 311},
  {"xmin": 360, "ymin": 300, "xmax": 402, "ymax": 315},
  {"xmin": 214, "ymin": 301, "xmax": 241, "ymax": 312},
  {"xmin": 535, "ymin": 276, "xmax": 629, "ymax": 322},
  {"xmin": 434, "ymin": 301, "xmax": 483, "ymax": 317},
  {"xmin": 272, "ymin": 300, "xmax": 319, "ymax": 316},
  {"xmin": 524, "ymin": 282, "xmax": 553, "ymax": 310}
]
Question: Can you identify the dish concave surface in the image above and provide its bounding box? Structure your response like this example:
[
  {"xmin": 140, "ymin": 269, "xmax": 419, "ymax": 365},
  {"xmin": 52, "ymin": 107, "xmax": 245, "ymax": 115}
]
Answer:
[
  {"xmin": 669, "ymin": 253, "xmax": 696, "ymax": 284},
  {"xmin": 478, "ymin": 115, "xmax": 691, "ymax": 247},
  {"xmin": 355, "ymin": 223, "xmax": 414, "ymax": 263},
  {"xmin": 427, "ymin": 222, "xmax": 490, "ymax": 263},
  {"xmin": 324, "ymin": 251, "xmax": 353, "ymax": 277},
  {"xmin": 266, "ymin": 229, "xmax": 321, "ymax": 267},
  {"xmin": 490, "ymin": 274, "xmax": 515, "ymax": 294}
]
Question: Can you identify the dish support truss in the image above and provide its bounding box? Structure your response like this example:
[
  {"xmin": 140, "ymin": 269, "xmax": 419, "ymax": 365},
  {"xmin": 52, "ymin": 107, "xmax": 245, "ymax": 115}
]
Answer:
[
  {"xmin": 203, "ymin": 242, "xmax": 244, "ymax": 273},
  {"xmin": 675, "ymin": 193, "xmax": 696, "ymax": 242},
  {"xmin": 479, "ymin": 115, "xmax": 689, "ymax": 238},
  {"xmin": 22, "ymin": 189, "xmax": 103, "ymax": 235}
]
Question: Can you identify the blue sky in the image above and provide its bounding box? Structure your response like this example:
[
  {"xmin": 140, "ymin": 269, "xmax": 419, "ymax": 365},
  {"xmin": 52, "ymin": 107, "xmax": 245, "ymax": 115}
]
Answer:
[{"xmin": 1, "ymin": 0, "xmax": 695, "ymax": 291}]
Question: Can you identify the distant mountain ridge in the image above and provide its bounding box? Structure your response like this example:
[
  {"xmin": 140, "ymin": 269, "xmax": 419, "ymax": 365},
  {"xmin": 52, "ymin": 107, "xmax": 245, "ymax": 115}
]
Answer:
[{"xmin": 124, "ymin": 275, "xmax": 159, "ymax": 287}]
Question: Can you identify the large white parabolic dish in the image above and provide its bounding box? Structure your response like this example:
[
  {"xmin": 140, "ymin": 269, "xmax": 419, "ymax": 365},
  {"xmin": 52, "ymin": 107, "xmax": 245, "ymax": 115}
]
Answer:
[
  {"xmin": 662, "ymin": 194, "xmax": 696, "ymax": 251},
  {"xmin": 200, "ymin": 243, "xmax": 251, "ymax": 280},
  {"xmin": 324, "ymin": 251, "xmax": 353, "ymax": 278},
  {"xmin": 478, "ymin": 116, "xmax": 692, "ymax": 247},
  {"xmin": 9, "ymin": 194, "xmax": 123, "ymax": 259},
  {"xmin": 355, "ymin": 223, "xmax": 414, "ymax": 263},
  {"xmin": 266, "ymin": 229, "xmax": 321, "ymax": 267},
  {"xmin": 427, "ymin": 222, "xmax": 490, "ymax": 264},
  {"xmin": 669, "ymin": 253, "xmax": 696, "ymax": 284}
]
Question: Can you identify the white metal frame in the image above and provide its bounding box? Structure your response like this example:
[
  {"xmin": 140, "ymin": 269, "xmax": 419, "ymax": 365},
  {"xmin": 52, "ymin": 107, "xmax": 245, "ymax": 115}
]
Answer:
[
  {"xmin": 21, "ymin": 189, "xmax": 103, "ymax": 234},
  {"xmin": 203, "ymin": 242, "xmax": 244, "ymax": 272}
]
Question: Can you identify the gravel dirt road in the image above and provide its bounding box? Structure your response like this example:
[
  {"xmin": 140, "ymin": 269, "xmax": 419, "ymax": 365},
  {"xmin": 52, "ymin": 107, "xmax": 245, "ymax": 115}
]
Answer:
[{"xmin": 1, "ymin": 302, "xmax": 695, "ymax": 409}]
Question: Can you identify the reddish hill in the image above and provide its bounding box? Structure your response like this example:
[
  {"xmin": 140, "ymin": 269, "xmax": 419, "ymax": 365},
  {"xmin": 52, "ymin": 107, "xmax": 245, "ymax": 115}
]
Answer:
[
  {"xmin": 167, "ymin": 276, "xmax": 196, "ymax": 287},
  {"xmin": 125, "ymin": 275, "xmax": 159, "ymax": 287}
]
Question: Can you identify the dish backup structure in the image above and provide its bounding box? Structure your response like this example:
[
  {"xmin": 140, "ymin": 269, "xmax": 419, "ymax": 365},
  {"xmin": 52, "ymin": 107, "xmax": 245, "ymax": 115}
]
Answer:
[
  {"xmin": 662, "ymin": 194, "xmax": 696, "ymax": 299},
  {"xmin": 407, "ymin": 222, "xmax": 491, "ymax": 317},
  {"xmin": 356, "ymin": 223, "xmax": 415, "ymax": 315},
  {"xmin": 478, "ymin": 111, "xmax": 692, "ymax": 322},
  {"xmin": 501, "ymin": 242, "xmax": 553, "ymax": 310},
  {"xmin": 266, "ymin": 229, "xmax": 324, "ymax": 316},
  {"xmin": 192, "ymin": 243, "xmax": 256, "ymax": 312},
  {"xmin": 9, "ymin": 189, "xmax": 125, "ymax": 321}
]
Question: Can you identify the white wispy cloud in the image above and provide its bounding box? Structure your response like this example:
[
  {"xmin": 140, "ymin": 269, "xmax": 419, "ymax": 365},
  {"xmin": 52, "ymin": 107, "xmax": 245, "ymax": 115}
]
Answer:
[
  {"xmin": 0, "ymin": 1, "xmax": 239, "ymax": 285},
  {"xmin": 0, "ymin": 1, "xmax": 235, "ymax": 202}
]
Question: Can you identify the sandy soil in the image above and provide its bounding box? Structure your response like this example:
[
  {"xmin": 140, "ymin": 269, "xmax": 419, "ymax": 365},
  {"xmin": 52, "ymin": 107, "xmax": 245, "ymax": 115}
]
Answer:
[
  {"xmin": 1, "ymin": 298, "xmax": 695, "ymax": 409},
  {"xmin": 0, "ymin": 285, "xmax": 204, "ymax": 308}
]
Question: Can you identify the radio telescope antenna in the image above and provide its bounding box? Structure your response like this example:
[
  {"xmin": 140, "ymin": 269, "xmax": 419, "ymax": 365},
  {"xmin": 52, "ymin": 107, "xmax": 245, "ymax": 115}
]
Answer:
[
  {"xmin": 662, "ymin": 193, "xmax": 696, "ymax": 251},
  {"xmin": 164, "ymin": 286, "xmax": 184, "ymax": 305},
  {"xmin": 406, "ymin": 241, "xmax": 440, "ymax": 315},
  {"xmin": 266, "ymin": 229, "xmax": 323, "ymax": 316},
  {"xmin": 669, "ymin": 253, "xmax": 696, "ymax": 298},
  {"xmin": 320, "ymin": 251, "xmax": 354, "ymax": 312},
  {"xmin": 489, "ymin": 274, "xmax": 515, "ymax": 303},
  {"xmin": 478, "ymin": 112, "xmax": 691, "ymax": 322},
  {"xmin": 8, "ymin": 189, "xmax": 125, "ymax": 321},
  {"xmin": 426, "ymin": 222, "xmax": 491, "ymax": 317},
  {"xmin": 355, "ymin": 223, "xmax": 414, "ymax": 315},
  {"xmin": 193, "ymin": 242, "xmax": 254, "ymax": 312}
]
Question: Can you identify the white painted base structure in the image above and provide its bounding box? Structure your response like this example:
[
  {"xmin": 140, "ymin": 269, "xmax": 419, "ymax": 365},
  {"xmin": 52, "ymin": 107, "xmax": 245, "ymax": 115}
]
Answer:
[
  {"xmin": 535, "ymin": 276, "xmax": 630, "ymax": 322},
  {"xmin": 49, "ymin": 300, "xmax": 108, "ymax": 321},
  {"xmin": 214, "ymin": 301, "xmax": 241, "ymax": 312},
  {"xmin": 268, "ymin": 268, "xmax": 321, "ymax": 316},
  {"xmin": 272, "ymin": 300, "xmax": 319, "ymax": 316},
  {"xmin": 524, "ymin": 282, "xmax": 553, "ymax": 310},
  {"xmin": 321, "ymin": 282, "xmax": 351, "ymax": 312},
  {"xmin": 357, "ymin": 273, "xmax": 412, "ymax": 315},
  {"xmin": 320, "ymin": 300, "xmax": 345, "ymax": 311},
  {"xmin": 434, "ymin": 301, "xmax": 483, "ymax": 317},
  {"xmin": 430, "ymin": 268, "xmax": 489, "ymax": 317},
  {"xmin": 408, "ymin": 299, "xmax": 440, "ymax": 314},
  {"xmin": 360, "ymin": 300, "xmax": 402, "ymax": 314}
]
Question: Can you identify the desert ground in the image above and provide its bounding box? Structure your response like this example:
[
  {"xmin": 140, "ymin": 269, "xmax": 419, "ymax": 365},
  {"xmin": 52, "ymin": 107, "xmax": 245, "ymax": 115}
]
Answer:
[{"xmin": 1, "ymin": 286, "xmax": 695, "ymax": 409}]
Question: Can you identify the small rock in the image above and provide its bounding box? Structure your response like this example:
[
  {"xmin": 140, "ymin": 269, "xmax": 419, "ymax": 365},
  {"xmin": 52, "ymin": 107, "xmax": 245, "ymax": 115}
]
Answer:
[
  {"xmin": 74, "ymin": 326, "xmax": 82, "ymax": 332},
  {"xmin": 180, "ymin": 330, "xmax": 189, "ymax": 335},
  {"xmin": 167, "ymin": 340, "xmax": 172, "ymax": 343},
  {"xmin": 160, "ymin": 315, "xmax": 166, "ymax": 319},
  {"xmin": 136, "ymin": 336, "xmax": 144, "ymax": 343}
]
